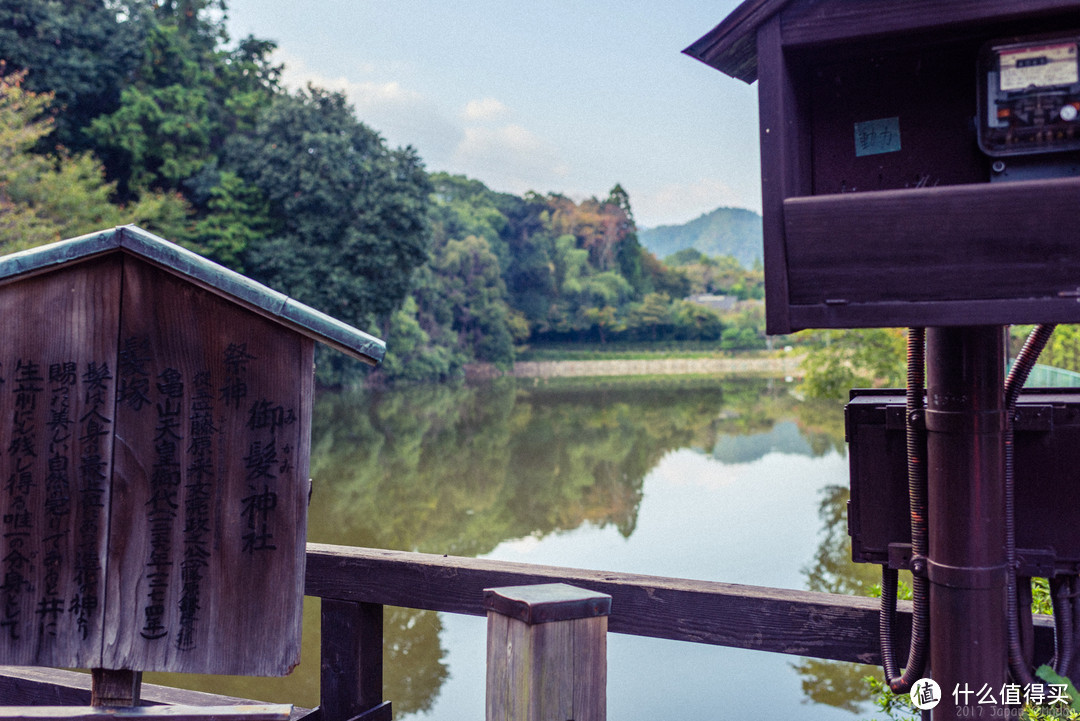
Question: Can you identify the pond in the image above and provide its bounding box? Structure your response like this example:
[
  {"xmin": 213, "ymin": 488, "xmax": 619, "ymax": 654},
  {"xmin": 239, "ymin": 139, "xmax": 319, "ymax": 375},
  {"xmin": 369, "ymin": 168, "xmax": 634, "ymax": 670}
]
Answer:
[{"xmin": 147, "ymin": 375, "xmax": 888, "ymax": 719}]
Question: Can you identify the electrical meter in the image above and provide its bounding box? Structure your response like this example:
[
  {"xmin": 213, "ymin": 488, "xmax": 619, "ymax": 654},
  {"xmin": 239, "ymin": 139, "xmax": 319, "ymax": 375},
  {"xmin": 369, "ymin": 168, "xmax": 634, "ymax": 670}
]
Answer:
[{"xmin": 978, "ymin": 33, "xmax": 1080, "ymax": 156}]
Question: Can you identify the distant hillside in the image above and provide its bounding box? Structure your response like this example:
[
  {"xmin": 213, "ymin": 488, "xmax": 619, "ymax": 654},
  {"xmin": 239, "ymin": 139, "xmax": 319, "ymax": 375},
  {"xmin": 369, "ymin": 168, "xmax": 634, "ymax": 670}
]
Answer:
[{"xmin": 639, "ymin": 207, "xmax": 763, "ymax": 268}]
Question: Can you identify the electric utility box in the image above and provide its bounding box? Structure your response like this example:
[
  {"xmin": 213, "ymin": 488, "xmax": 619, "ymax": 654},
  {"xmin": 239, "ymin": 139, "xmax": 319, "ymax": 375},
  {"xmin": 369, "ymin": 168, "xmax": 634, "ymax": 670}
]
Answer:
[
  {"xmin": 847, "ymin": 388, "xmax": 1080, "ymax": 578},
  {"xmin": 686, "ymin": 0, "xmax": 1080, "ymax": 335}
]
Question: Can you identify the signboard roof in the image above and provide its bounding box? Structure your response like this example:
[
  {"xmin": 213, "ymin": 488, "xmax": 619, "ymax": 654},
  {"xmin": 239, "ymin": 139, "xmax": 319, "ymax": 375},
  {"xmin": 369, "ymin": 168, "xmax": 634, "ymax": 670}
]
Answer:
[{"xmin": 0, "ymin": 225, "xmax": 385, "ymax": 366}]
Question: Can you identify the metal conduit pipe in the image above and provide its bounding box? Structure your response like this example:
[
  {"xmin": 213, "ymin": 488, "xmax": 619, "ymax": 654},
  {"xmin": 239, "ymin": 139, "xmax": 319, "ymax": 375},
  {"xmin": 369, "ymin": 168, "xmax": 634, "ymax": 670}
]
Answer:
[
  {"xmin": 1070, "ymin": 577, "xmax": 1080, "ymax": 680},
  {"xmin": 1004, "ymin": 324, "xmax": 1056, "ymax": 686},
  {"xmin": 1051, "ymin": 576, "xmax": 1074, "ymax": 676},
  {"xmin": 880, "ymin": 327, "xmax": 929, "ymax": 694}
]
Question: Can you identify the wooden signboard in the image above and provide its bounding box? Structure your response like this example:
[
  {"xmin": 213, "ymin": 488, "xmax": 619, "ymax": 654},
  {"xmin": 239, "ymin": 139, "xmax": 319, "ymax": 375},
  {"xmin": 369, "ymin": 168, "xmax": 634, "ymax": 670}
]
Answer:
[{"xmin": 0, "ymin": 227, "xmax": 384, "ymax": 677}]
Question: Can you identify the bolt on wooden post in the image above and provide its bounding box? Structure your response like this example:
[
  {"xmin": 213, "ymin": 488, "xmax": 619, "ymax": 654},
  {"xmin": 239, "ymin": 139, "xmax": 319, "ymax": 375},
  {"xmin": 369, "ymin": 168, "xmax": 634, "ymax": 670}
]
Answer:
[{"xmin": 485, "ymin": 583, "xmax": 610, "ymax": 721}]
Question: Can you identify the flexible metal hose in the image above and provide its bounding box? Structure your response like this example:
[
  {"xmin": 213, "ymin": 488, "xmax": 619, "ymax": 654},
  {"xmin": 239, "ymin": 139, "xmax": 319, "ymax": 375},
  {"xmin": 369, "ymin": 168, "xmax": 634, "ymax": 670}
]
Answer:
[
  {"xmin": 880, "ymin": 327, "xmax": 929, "ymax": 694},
  {"xmin": 1052, "ymin": 576, "xmax": 1074, "ymax": 676},
  {"xmin": 1004, "ymin": 324, "xmax": 1056, "ymax": 685}
]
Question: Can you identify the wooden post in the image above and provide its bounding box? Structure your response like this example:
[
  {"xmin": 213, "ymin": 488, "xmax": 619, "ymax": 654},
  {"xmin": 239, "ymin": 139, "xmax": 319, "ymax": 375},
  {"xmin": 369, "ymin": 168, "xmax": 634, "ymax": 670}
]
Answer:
[
  {"xmin": 89, "ymin": 669, "xmax": 141, "ymax": 707},
  {"xmin": 485, "ymin": 583, "xmax": 610, "ymax": 721},
  {"xmin": 320, "ymin": 599, "xmax": 390, "ymax": 721}
]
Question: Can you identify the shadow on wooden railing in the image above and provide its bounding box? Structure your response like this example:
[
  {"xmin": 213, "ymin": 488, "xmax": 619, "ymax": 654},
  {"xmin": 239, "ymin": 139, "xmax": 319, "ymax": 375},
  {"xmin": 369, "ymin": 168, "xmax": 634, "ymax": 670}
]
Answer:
[{"xmin": 1, "ymin": 542, "xmax": 1056, "ymax": 719}]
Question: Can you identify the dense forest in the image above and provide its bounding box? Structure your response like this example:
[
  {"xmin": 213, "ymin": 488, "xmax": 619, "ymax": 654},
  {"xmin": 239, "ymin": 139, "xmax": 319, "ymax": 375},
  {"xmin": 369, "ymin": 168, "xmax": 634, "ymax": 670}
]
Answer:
[{"xmin": 0, "ymin": 0, "xmax": 770, "ymax": 386}]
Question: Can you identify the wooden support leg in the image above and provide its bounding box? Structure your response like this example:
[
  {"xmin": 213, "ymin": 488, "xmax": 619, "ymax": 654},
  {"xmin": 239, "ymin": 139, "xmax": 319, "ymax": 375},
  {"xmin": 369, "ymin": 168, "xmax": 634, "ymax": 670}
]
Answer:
[
  {"xmin": 90, "ymin": 669, "xmax": 141, "ymax": 707},
  {"xmin": 485, "ymin": 583, "xmax": 610, "ymax": 721},
  {"xmin": 320, "ymin": 599, "xmax": 389, "ymax": 721}
]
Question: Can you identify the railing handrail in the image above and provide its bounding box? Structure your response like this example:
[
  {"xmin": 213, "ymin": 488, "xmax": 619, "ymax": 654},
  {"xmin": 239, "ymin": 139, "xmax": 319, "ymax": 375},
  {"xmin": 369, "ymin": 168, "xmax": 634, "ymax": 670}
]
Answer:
[
  {"xmin": 1, "ymin": 543, "xmax": 1056, "ymax": 720},
  {"xmin": 304, "ymin": 542, "xmax": 914, "ymax": 666}
]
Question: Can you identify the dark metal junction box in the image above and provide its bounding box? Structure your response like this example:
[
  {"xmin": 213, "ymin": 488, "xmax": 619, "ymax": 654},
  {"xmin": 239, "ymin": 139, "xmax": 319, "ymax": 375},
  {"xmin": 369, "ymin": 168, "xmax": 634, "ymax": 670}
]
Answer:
[
  {"xmin": 686, "ymin": 1, "xmax": 1080, "ymax": 334},
  {"xmin": 847, "ymin": 388, "xmax": 1080, "ymax": 577}
]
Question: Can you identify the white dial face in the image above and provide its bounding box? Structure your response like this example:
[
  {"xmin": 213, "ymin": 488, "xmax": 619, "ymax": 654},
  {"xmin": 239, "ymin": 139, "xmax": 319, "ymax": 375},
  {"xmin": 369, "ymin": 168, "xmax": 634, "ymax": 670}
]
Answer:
[{"xmin": 999, "ymin": 42, "xmax": 1078, "ymax": 91}]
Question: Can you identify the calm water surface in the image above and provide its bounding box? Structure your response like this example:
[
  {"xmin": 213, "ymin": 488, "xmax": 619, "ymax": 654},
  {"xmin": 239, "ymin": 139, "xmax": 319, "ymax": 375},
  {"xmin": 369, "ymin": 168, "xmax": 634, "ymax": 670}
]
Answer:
[{"xmin": 148, "ymin": 376, "xmax": 886, "ymax": 719}]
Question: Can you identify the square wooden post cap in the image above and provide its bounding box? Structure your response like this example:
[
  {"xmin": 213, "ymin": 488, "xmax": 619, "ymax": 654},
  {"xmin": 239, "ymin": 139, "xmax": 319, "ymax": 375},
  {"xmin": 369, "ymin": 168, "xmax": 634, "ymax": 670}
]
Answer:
[{"xmin": 483, "ymin": 583, "xmax": 611, "ymax": 625}]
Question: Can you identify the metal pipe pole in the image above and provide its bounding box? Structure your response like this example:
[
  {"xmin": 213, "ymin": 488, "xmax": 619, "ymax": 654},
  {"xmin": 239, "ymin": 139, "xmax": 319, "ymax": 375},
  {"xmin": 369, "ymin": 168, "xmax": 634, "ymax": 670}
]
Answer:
[{"xmin": 925, "ymin": 326, "xmax": 1009, "ymax": 719}]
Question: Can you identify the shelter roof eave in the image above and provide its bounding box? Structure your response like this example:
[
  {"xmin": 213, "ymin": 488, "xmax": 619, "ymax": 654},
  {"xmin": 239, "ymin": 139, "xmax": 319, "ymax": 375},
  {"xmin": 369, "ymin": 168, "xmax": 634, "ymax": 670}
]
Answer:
[{"xmin": 0, "ymin": 225, "xmax": 386, "ymax": 365}]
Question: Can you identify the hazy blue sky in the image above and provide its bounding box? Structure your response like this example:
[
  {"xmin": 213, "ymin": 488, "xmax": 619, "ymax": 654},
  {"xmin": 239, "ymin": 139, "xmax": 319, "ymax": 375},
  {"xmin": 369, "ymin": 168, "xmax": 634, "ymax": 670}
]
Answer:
[{"xmin": 225, "ymin": 1, "xmax": 759, "ymax": 228}]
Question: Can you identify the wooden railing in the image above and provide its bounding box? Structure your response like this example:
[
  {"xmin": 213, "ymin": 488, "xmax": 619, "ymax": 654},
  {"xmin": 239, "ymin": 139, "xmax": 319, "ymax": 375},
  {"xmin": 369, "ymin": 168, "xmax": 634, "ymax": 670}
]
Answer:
[{"xmin": 1, "ymin": 542, "xmax": 1057, "ymax": 719}]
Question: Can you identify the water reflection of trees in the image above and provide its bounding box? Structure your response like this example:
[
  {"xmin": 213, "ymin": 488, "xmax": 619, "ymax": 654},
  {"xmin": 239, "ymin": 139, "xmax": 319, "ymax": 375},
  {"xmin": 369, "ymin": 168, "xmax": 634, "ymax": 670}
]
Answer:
[
  {"xmin": 796, "ymin": 462, "xmax": 905, "ymax": 713},
  {"xmin": 152, "ymin": 377, "xmax": 857, "ymax": 714}
]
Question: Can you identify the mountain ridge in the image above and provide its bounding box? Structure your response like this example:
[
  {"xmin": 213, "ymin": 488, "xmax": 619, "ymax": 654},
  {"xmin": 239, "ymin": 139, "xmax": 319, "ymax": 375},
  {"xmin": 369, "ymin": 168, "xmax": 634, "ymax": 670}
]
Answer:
[{"xmin": 639, "ymin": 206, "xmax": 763, "ymax": 269}]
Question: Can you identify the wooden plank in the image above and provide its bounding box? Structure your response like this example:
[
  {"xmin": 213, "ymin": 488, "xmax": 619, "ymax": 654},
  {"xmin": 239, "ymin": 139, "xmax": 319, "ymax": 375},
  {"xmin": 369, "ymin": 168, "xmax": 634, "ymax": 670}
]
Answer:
[
  {"xmin": 307, "ymin": 544, "xmax": 887, "ymax": 664},
  {"xmin": 779, "ymin": 0, "xmax": 1080, "ymax": 49},
  {"xmin": 781, "ymin": 177, "xmax": 1080, "ymax": 328},
  {"xmin": 0, "ymin": 667, "xmax": 311, "ymax": 719},
  {"xmin": 572, "ymin": 616, "xmax": 607, "ymax": 721},
  {"xmin": 0, "ymin": 706, "xmax": 292, "ymax": 720},
  {"xmin": 0, "ymin": 256, "xmax": 121, "ymax": 668},
  {"xmin": 103, "ymin": 258, "xmax": 309, "ymax": 675},
  {"xmin": 756, "ymin": 15, "xmax": 810, "ymax": 335},
  {"xmin": 319, "ymin": 601, "xmax": 384, "ymax": 721},
  {"xmin": 305, "ymin": 543, "xmax": 1061, "ymax": 666}
]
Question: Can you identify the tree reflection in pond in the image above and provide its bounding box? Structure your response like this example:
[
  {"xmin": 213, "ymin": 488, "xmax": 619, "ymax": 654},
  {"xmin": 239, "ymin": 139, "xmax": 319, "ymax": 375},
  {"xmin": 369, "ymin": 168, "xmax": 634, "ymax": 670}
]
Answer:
[{"xmin": 147, "ymin": 376, "xmax": 876, "ymax": 716}]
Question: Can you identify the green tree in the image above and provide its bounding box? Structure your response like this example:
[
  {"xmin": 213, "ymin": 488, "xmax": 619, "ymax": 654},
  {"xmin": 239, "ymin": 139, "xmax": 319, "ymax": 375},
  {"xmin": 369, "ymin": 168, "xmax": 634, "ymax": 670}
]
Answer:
[
  {"xmin": 0, "ymin": 0, "xmax": 143, "ymax": 152},
  {"xmin": 81, "ymin": 1, "xmax": 279, "ymax": 198},
  {"xmin": 225, "ymin": 85, "xmax": 431, "ymax": 384},
  {"xmin": 0, "ymin": 70, "xmax": 188, "ymax": 252},
  {"xmin": 799, "ymin": 328, "xmax": 907, "ymax": 400},
  {"xmin": 625, "ymin": 292, "xmax": 673, "ymax": 340},
  {"xmin": 432, "ymin": 234, "xmax": 516, "ymax": 365}
]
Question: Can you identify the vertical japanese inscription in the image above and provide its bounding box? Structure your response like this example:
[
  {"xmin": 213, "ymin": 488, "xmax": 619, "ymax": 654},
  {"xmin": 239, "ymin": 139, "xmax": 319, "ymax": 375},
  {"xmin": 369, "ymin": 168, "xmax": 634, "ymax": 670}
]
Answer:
[
  {"xmin": 4, "ymin": 361, "xmax": 43, "ymax": 640},
  {"xmin": 178, "ymin": 371, "xmax": 215, "ymax": 650},
  {"xmin": 142, "ymin": 367, "xmax": 183, "ymax": 641},
  {"xmin": 239, "ymin": 359, "xmax": 295, "ymax": 556},
  {"xmin": 39, "ymin": 362, "xmax": 76, "ymax": 637},
  {"xmin": 74, "ymin": 361, "xmax": 112, "ymax": 640}
]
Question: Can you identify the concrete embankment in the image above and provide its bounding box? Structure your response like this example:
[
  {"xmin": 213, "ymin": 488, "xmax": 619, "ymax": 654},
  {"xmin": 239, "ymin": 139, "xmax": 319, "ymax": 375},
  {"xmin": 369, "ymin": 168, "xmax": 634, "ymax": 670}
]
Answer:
[{"xmin": 466, "ymin": 356, "xmax": 805, "ymax": 380}]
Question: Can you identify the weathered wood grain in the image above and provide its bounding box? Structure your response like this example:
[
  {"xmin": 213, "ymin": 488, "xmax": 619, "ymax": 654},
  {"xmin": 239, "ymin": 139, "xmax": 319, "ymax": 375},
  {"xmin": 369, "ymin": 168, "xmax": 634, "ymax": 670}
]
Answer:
[
  {"xmin": 485, "ymin": 584, "xmax": 609, "ymax": 721},
  {"xmin": 0, "ymin": 667, "xmax": 310, "ymax": 719},
  {"xmin": 103, "ymin": 258, "xmax": 310, "ymax": 675},
  {"xmin": 306, "ymin": 544, "xmax": 889, "ymax": 664},
  {"xmin": 0, "ymin": 256, "xmax": 121, "ymax": 668},
  {"xmin": 319, "ymin": 601, "xmax": 385, "ymax": 721},
  {"xmin": 305, "ymin": 543, "xmax": 1060, "ymax": 666},
  {"xmin": 90, "ymin": 669, "xmax": 140, "ymax": 707}
]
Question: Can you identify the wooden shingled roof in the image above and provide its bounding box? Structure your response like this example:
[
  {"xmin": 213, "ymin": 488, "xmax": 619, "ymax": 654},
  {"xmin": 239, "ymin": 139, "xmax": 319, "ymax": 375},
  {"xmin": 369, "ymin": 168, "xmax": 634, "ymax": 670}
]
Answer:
[{"xmin": 0, "ymin": 224, "xmax": 385, "ymax": 365}]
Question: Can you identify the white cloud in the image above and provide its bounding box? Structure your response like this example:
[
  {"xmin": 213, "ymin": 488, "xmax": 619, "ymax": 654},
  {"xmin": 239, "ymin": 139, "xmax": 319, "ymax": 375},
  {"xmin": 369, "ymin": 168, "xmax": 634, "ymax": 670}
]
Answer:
[
  {"xmin": 273, "ymin": 50, "xmax": 463, "ymax": 160},
  {"xmin": 271, "ymin": 50, "xmax": 572, "ymax": 196},
  {"xmin": 463, "ymin": 97, "xmax": 509, "ymax": 122},
  {"xmin": 449, "ymin": 124, "xmax": 571, "ymax": 194},
  {"xmin": 632, "ymin": 178, "xmax": 759, "ymax": 228}
]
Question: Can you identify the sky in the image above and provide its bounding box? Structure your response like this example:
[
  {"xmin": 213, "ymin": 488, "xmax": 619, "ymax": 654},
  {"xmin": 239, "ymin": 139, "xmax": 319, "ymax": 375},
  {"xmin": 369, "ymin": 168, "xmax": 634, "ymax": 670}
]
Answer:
[{"xmin": 224, "ymin": 1, "xmax": 761, "ymax": 229}]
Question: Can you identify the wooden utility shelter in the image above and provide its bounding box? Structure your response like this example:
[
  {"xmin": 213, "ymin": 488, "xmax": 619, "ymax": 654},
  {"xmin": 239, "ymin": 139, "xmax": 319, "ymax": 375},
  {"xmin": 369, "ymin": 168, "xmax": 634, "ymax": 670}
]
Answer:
[
  {"xmin": 686, "ymin": 0, "xmax": 1080, "ymax": 336},
  {"xmin": 687, "ymin": 1, "xmax": 1080, "ymax": 718},
  {"xmin": 0, "ymin": 225, "xmax": 384, "ymax": 683}
]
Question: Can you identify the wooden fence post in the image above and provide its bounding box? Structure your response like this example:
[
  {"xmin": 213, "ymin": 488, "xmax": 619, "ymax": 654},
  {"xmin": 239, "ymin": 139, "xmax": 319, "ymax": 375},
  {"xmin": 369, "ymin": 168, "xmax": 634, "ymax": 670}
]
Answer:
[
  {"xmin": 90, "ymin": 669, "xmax": 141, "ymax": 707},
  {"xmin": 485, "ymin": 583, "xmax": 610, "ymax": 721},
  {"xmin": 320, "ymin": 599, "xmax": 390, "ymax": 721}
]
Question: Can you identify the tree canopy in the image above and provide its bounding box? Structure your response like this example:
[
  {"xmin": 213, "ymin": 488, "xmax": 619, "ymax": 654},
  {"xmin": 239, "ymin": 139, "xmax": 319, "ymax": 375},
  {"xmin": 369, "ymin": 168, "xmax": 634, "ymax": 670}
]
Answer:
[{"xmin": 0, "ymin": 0, "xmax": 772, "ymax": 386}]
